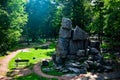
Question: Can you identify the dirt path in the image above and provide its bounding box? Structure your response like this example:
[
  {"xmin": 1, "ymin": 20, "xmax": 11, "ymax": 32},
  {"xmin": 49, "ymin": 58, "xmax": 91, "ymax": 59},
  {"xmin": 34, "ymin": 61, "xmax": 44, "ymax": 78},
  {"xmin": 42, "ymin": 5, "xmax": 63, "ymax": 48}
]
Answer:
[
  {"xmin": 33, "ymin": 62, "xmax": 120, "ymax": 80},
  {"xmin": 33, "ymin": 63, "xmax": 60, "ymax": 79},
  {"xmin": 0, "ymin": 48, "xmax": 28, "ymax": 76}
]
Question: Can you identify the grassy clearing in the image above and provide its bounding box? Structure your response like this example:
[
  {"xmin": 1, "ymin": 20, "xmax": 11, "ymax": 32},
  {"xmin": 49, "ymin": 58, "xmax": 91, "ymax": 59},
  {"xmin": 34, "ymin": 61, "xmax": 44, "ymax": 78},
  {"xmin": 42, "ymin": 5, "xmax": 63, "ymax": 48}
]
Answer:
[
  {"xmin": 8, "ymin": 42, "xmax": 55, "ymax": 69},
  {"xmin": 8, "ymin": 42, "xmax": 59, "ymax": 80},
  {"xmin": 9, "ymin": 48, "xmax": 55, "ymax": 69}
]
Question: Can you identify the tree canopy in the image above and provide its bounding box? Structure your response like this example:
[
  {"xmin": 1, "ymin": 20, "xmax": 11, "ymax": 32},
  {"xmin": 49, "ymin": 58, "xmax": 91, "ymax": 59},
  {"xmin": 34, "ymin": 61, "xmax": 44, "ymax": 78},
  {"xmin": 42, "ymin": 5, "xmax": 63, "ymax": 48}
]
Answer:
[{"xmin": 0, "ymin": 0, "xmax": 120, "ymax": 54}]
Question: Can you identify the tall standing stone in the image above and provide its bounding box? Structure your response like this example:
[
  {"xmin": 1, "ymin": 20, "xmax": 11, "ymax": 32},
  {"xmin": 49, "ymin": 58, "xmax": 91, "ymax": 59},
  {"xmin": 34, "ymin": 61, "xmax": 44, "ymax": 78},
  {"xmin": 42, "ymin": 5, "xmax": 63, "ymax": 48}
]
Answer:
[
  {"xmin": 55, "ymin": 18, "xmax": 72, "ymax": 65},
  {"xmin": 59, "ymin": 18, "xmax": 72, "ymax": 38}
]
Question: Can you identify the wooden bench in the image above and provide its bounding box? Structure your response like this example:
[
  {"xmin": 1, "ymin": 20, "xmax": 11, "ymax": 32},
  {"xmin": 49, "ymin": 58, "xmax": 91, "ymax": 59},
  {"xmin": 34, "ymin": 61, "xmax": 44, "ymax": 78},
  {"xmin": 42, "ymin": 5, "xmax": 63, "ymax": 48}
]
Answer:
[{"xmin": 15, "ymin": 59, "xmax": 29, "ymax": 67}]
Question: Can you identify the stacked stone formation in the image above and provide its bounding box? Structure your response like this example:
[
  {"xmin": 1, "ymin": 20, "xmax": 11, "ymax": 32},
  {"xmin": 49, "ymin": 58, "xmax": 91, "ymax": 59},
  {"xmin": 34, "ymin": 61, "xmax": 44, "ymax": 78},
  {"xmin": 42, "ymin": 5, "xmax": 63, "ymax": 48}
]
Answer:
[{"xmin": 52, "ymin": 18, "xmax": 113, "ymax": 74}]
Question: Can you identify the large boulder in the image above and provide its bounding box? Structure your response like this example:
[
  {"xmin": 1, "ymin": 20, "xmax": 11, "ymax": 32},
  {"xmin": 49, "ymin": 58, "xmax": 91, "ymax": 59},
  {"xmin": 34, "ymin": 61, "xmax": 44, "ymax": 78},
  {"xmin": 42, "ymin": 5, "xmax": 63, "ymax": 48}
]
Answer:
[
  {"xmin": 69, "ymin": 40, "xmax": 84, "ymax": 55},
  {"xmin": 61, "ymin": 17, "xmax": 72, "ymax": 30},
  {"xmin": 56, "ymin": 38, "xmax": 69, "ymax": 58},
  {"xmin": 73, "ymin": 26, "xmax": 88, "ymax": 40},
  {"xmin": 90, "ymin": 48, "xmax": 99, "ymax": 55},
  {"xmin": 59, "ymin": 27, "xmax": 72, "ymax": 38},
  {"xmin": 59, "ymin": 18, "xmax": 72, "ymax": 38}
]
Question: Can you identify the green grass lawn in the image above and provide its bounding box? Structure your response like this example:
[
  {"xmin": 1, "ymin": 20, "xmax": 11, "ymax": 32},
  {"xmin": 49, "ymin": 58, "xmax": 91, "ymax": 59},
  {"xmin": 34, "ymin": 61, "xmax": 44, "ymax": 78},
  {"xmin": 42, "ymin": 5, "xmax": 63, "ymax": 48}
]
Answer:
[{"xmin": 8, "ymin": 48, "xmax": 55, "ymax": 69}]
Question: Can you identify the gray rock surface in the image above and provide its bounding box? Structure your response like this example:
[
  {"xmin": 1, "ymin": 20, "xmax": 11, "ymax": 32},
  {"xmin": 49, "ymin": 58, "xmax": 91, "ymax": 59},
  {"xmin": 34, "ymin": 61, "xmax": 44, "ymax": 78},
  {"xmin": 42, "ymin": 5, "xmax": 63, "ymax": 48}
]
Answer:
[
  {"xmin": 90, "ymin": 48, "xmax": 99, "ymax": 55},
  {"xmin": 56, "ymin": 38, "xmax": 69, "ymax": 58},
  {"xmin": 68, "ymin": 67, "xmax": 81, "ymax": 73},
  {"xmin": 77, "ymin": 50, "xmax": 85, "ymax": 57},
  {"xmin": 69, "ymin": 40, "xmax": 84, "ymax": 55},
  {"xmin": 61, "ymin": 17, "xmax": 72, "ymax": 30},
  {"xmin": 59, "ymin": 27, "xmax": 72, "ymax": 38},
  {"xmin": 62, "ymin": 74, "xmax": 77, "ymax": 77},
  {"xmin": 73, "ymin": 26, "xmax": 88, "ymax": 40},
  {"xmin": 65, "ymin": 62, "xmax": 81, "ymax": 68}
]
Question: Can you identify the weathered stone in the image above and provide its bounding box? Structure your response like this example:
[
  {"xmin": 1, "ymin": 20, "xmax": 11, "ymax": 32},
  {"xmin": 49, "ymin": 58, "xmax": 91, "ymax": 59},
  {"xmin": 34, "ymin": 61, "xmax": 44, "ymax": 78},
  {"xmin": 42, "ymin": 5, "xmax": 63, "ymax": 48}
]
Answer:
[
  {"xmin": 68, "ymin": 67, "xmax": 81, "ymax": 73},
  {"xmin": 103, "ymin": 66, "xmax": 113, "ymax": 72},
  {"xmin": 69, "ymin": 40, "xmax": 84, "ymax": 55},
  {"xmin": 86, "ymin": 60, "xmax": 94, "ymax": 66},
  {"xmin": 73, "ymin": 26, "xmax": 88, "ymax": 40},
  {"xmin": 52, "ymin": 52, "xmax": 56, "ymax": 63},
  {"xmin": 67, "ymin": 55, "xmax": 76, "ymax": 60},
  {"xmin": 90, "ymin": 48, "xmax": 99, "ymax": 55},
  {"xmin": 55, "ymin": 56, "xmax": 63, "ymax": 65},
  {"xmin": 51, "ymin": 18, "xmax": 113, "ymax": 74},
  {"xmin": 55, "ymin": 65, "xmax": 63, "ymax": 70},
  {"xmin": 90, "ymin": 41, "xmax": 100, "ymax": 51},
  {"xmin": 94, "ymin": 54, "xmax": 103, "ymax": 61},
  {"xmin": 82, "ymin": 62, "xmax": 90, "ymax": 69},
  {"xmin": 42, "ymin": 60, "xmax": 49, "ymax": 66},
  {"xmin": 88, "ymin": 55, "xmax": 94, "ymax": 61},
  {"xmin": 77, "ymin": 50, "xmax": 85, "ymax": 57},
  {"xmin": 57, "ymin": 38, "xmax": 69, "ymax": 58},
  {"xmin": 79, "ymin": 68, "xmax": 87, "ymax": 74},
  {"xmin": 59, "ymin": 27, "xmax": 72, "ymax": 38},
  {"xmin": 59, "ymin": 18, "xmax": 72, "ymax": 38},
  {"xmin": 65, "ymin": 62, "xmax": 81, "ymax": 68},
  {"xmin": 62, "ymin": 74, "xmax": 77, "ymax": 77},
  {"xmin": 61, "ymin": 17, "xmax": 72, "ymax": 30},
  {"xmin": 61, "ymin": 69, "xmax": 69, "ymax": 73}
]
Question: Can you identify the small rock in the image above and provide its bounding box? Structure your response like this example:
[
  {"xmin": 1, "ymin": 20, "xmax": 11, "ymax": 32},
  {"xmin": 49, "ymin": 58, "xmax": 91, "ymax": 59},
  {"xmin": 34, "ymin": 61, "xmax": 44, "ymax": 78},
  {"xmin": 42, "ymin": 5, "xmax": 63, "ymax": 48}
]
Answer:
[
  {"xmin": 68, "ymin": 67, "xmax": 80, "ymax": 73},
  {"xmin": 90, "ymin": 48, "xmax": 99, "ymax": 55},
  {"xmin": 62, "ymin": 74, "xmax": 77, "ymax": 77},
  {"xmin": 80, "ymin": 68, "xmax": 87, "ymax": 74},
  {"xmin": 55, "ymin": 66, "xmax": 62, "ymax": 70},
  {"xmin": 62, "ymin": 69, "xmax": 69, "ymax": 73},
  {"xmin": 42, "ymin": 60, "xmax": 49, "ymax": 66},
  {"xmin": 65, "ymin": 62, "xmax": 81, "ymax": 68},
  {"xmin": 104, "ymin": 66, "xmax": 113, "ymax": 72},
  {"xmin": 77, "ymin": 50, "xmax": 85, "ymax": 57}
]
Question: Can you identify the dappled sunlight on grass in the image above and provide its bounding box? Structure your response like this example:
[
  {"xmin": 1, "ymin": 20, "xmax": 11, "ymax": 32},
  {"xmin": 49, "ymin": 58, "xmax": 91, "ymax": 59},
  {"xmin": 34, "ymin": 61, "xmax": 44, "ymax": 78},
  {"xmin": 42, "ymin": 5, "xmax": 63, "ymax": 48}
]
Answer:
[{"xmin": 8, "ymin": 48, "xmax": 55, "ymax": 69}]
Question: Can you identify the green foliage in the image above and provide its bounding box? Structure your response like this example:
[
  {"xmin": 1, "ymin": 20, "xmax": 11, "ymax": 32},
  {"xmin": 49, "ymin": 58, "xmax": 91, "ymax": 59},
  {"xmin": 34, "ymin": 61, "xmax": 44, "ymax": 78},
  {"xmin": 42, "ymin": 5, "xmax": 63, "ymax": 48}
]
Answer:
[
  {"xmin": 8, "ymin": 48, "xmax": 55, "ymax": 69},
  {"xmin": 24, "ymin": 0, "xmax": 61, "ymax": 41},
  {"xmin": 0, "ymin": 0, "xmax": 28, "ymax": 55},
  {"xmin": 104, "ymin": 0, "xmax": 120, "ymax": 46}
]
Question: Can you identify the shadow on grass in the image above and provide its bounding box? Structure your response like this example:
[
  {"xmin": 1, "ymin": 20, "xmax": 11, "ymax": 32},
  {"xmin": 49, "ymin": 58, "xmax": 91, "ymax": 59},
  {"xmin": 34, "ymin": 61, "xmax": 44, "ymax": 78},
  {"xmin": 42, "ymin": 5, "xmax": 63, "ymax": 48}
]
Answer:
[{"xmin": 7, "ymin": 62, "xmax": 58, "ymax": 80}]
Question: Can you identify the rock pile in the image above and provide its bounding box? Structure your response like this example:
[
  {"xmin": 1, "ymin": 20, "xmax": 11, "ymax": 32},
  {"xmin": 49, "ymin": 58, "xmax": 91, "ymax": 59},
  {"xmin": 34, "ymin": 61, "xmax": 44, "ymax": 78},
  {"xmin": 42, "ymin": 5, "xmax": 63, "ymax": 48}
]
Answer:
[{"xmin": 52, "ymin": 18, "xmax": 113, "ymax": 74}]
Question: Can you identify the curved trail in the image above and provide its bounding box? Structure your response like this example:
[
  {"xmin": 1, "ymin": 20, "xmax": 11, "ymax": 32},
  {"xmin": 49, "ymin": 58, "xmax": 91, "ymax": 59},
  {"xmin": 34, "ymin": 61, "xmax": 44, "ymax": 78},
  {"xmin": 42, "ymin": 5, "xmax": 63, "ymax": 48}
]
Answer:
[
  {"xmin": 33, "ymin": 63, "xmax": 60, "ymax": 79},
  {"xmin": 33, "ymin": 62, "xmax": 120, "ymax": 80},
  {"xmin": 0, "ymin": 48, "xmax": 28, "ymax": 76},
  {"xmin": 33, "ymin": 63, "xmax": 73, "ymax": 80}
]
